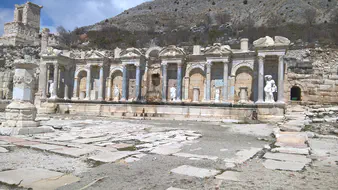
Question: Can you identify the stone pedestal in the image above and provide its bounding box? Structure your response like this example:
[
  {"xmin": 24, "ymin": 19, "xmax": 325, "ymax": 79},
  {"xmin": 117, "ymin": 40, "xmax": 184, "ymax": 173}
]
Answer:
[
  {"xmin": 239, "ymin": 87, "xmax": 248, "ymax": 103},
  {"xmin": 80, "ymin": 92, "xmax": 86, "ymax": 100},
  {"xmin": 193, "ymin": 88, "xmax": 200, "ymax": 102},
  {"xmin": 0, "ymin": 56, "xmax": 52, "ymax": 136}
]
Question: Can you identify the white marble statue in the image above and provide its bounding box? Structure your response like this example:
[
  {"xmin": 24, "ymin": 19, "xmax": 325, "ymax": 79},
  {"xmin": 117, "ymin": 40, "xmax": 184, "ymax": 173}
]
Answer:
[
  {"xmin": 113, "ymin": 85, "xmax": 120, "ymax": 99},
  {"xmin": 264, "ymin": 75, "xmax": 277, "ymax": 103},
  {"xmin": 215, "ymin": 88, "xmax": 220, "ymax": 102},
  {"xmin": 49, "ymin": 82, "xmax": 54, "ymax": 96},
  {"xmin": 170, "ymin": 86, "xmax": 176, "ymax": 101}
]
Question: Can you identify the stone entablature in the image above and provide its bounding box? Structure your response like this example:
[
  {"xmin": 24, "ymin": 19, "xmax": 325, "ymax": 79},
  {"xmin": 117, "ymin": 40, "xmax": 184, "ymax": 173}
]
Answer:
[{"xmin": 37, "ymin": 36, "xmax": 290, "ymax": 108}]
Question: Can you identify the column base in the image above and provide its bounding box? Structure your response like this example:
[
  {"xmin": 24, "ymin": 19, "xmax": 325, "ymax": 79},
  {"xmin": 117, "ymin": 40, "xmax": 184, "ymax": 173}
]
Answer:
[
  {"xmin": 120, "ymin": 98, "xmax": 127, "ymax": 102},
  {"xmin": 98, "ymin": 98, "xmax": 104, "ymax": 101},
  {"xmin": 71, "ymin": 97, "xmax": 79, "ymax": 101}
]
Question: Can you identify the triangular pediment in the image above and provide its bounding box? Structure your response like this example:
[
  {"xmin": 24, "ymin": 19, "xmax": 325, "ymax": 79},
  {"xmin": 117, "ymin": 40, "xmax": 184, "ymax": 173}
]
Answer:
[
  {"xmin": 204, "ymin": 44, "xmax": 231, "ymax": 56},
  {"xmin": 120, "ymin": 48, "xmax": 143, "ymax": 59},
  {"xmin": 85, "ymin": 51, "xmax": 105, "ymax": 59},
  {"xmin": 159, "ymin": 45, "xmax": 185, "ymax": 57}
]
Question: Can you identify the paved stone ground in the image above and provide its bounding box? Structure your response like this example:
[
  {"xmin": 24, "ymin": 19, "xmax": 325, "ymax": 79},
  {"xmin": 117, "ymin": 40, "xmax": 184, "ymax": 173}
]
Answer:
[{"xmin": 0, "ymin": 115, "xmax": 337, "ymax": 189}]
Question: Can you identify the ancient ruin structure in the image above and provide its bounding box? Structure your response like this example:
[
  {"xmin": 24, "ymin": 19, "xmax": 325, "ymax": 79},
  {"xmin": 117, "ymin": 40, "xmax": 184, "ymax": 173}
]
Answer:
[
  {"xmin": 33, "ymin": 36, "xmax": 290, "ymax": 121},
  {"xmin": 0, "ymin": 2, "xmax": 42, "ymax": 46}
]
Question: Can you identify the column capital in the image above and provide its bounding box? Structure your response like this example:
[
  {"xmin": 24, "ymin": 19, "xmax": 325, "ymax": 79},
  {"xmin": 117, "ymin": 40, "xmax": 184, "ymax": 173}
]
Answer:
[
  {"xmin": 257, "ymin": 54, "xmax": 266, "ymax": 59},
  {"xmin": 177, "ymin": 61, "xmax": 183, "ymax": 67},
  {"xmin": 85, "ymin": 64, "xmax": 91, "ymax": 69},
  {"xmin": 134, "ymin": 62, "xmax": 140, "ymax": 67},
  {"xmin": 206, "ymin": 61, "xmax": 212, "ymax": 67},
  {"xmin": 161, "ymin": 61, "xmax": 168, "ymax": 66}
]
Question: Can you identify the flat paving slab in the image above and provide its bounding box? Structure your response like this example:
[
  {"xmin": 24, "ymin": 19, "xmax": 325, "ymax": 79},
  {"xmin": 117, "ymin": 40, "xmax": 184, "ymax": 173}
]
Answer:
[
  {"xmin": 29, "ymin": 144, "xmax": 64, "ymax": 151},
  {"xmin": 167, "ymin": 187, "xmax": 186, "ymax": 190},
  {"xmin": 173, "ymin": 152, "xmax": 218, "ymax": 161},
  {"xmin": 224, "ymin": 147, "xmax": 262, "ymax": 164},
  {"xmin": 271, "ymin": 147, "xmax": 310, "ymax": 155},
  {"xmin": 171, "ymin": 165, "xmax": 220, "ymax": 178},
  {"xmin": 28, "ymin": 174, "xmax": 80, "ymax": 190},
  {"xmin": 262, "ymin": 159, "xmax": 306, "ymax": 171},
  {"xmin": 264, "ymin": 152, "xmax": 311, "ymax": 164},
  {"xmin": 50, "ymin": 147, "xmax": 95, "ymax": 157},
  {"xmin": 0, "ymin": 147, "xmax": 8, "ymax": 153},
  {"xmin": 0, "ymin": 168, "xmax": 63, "ymax": 187},
  {"xmin": 88, "ymin": 151, "xmax": 138, "ymax": 163},
  {"xmin": 215, "ymin": 171, "xmax": 241, "ymax": 181},
  {"xmin": 151, "ymin": 145, "xmax": 182, "ymax": 155}
]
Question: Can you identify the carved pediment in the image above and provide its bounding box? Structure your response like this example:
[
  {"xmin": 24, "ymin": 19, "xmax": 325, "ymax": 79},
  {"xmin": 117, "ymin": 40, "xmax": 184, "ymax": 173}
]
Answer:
[
  {"xmin": 85, "ymin": 50, "xmax": 105, "ymax": 59},
  {"xmin": 204, "ymin": 44, "xmax": 231, "ymax": 56},
  {"xmin": 159, "ymin": 45, "xmax": 185, "ymax": 57},
  {"xmin": 119, "ymin": 48, "xmax": 143, "ymax": 59}
]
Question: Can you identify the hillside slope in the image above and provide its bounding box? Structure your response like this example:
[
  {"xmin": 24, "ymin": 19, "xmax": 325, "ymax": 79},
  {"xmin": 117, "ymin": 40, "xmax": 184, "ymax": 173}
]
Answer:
[{"xmin": 85, "ymin": 0, "xmax": 338, "ymax": 32}]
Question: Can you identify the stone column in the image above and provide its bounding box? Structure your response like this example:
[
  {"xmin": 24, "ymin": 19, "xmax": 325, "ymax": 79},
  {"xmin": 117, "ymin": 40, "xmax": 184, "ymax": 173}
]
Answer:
[
  {"xmin": 98, "ymin": 65, "xmax": 104, "ymax": 101},
  {"xmin": 64, "ymin": 69, "xmax": 69, "ymax": 100},
  {"xmin": 121, "ymin": 64, "xmax": 128, "ymax": 101},
  {"xmin": 85, "ymin": 65, "xmax": 91, "ymax": 100},
  {"xmin": 135, "ymin": 63, "xmax": 141, "ymax": 101},
  {"xmin": 256, "ymin": 55, "xmax": 265, "ymax": 103},
  {"xmin": 176, "ymin": 62, "xmax": 183, "ymax": 101},
  {"xmin": 51, "ymin": 63, "xmax": 59, "ymax": 99},
  {"xmin": 72, "ymin": 77, "xmax": 79, "ymax": 100},
  {"xmin": 223, "ymin": 60, "xmax": 229, "ymax": 102},
  {"xmin": 162, "ymin": 62, "xmax": 168, "ymax": 102},
  {"xmin": 106, "ymin": 77, "xmax": 112, "ymax": 101},
  {"xmin": 277, "ymin": 56, "xmax": 285, "ymax": 103},
  {"xmin": 184, "ymin": 77, "xmax": 189, "ymax": 101},
  {"xmin": 206, "ymin": 61, "xmax": 212, "ymax": 101},
  {"xmin": 38, "ymin": 62, "xmax": 47, "ymax": 99}
]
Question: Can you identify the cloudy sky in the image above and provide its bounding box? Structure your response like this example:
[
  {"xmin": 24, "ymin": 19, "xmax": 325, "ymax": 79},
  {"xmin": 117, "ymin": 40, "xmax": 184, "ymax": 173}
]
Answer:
[{"xmin": 0, "ymin": 0, "xmax": 151, "ymax": 35}]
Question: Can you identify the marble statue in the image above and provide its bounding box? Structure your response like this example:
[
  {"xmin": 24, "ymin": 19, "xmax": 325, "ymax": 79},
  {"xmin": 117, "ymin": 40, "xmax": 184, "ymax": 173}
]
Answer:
[
  {"xmin": 49, "ymin": 82, "xmax": 54, "ymax": 97},
  {"xmin": 113, "ymin": 85, "xmax": 120, "ymax": 99},
  {"xmin": 264, "ymin": 75, "xmax": 277, "ymax": 103},
  {"xmin": 215, "ymin": 88, "xmax": 220, "ymax": 102},
  {"xmin": 170, "ymin": 86, "xmax": 176, "ymax": 101}
]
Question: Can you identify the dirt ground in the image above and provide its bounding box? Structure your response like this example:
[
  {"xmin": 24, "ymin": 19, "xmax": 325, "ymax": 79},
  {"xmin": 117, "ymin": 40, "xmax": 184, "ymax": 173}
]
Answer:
[{"xmin": 0, "ymin": 117, "xmax": 337, "ymax": 190}]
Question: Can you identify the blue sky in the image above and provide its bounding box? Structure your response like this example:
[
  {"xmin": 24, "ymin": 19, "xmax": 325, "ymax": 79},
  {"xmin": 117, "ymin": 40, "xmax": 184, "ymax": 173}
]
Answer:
[{"xmin": 0, "ymin": 0, "xmax": 151, "ymax": 35}]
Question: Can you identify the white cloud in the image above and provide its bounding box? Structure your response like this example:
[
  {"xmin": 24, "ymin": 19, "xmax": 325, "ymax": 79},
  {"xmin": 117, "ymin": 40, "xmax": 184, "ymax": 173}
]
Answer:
[
  {"xmin": 0, "ymin": 8, "xmax": 13, "ymax": 35},
  {"xmin": 32, "ymin": 0, "xmax": 151, "ymax": 31}
]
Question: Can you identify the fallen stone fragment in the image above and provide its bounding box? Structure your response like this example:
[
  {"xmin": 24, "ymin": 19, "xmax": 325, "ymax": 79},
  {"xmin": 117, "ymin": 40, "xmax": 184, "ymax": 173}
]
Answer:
[
  {"xmin": 263, "ymin": 159, "xmax": 306, "ymax": 171},
  {"xmin": 124, "ymin": 157, "xmax": 140, "ymax": 163},
  {"xmin": 50, "ymin": 147, "xmax": 95, "ymax": 158},
  {"xmin": 0, "ymin": 168, "xmax": 64, "ymax": 188},
  {"xmin": 88, "ymin": 151, "xmax": 137, "ymax": 163},
  {"xmin": 107, "ymin": 143, "xmax": 135, "ymax": 150},
  {"xmin": 13, "ymin": 140, "xmax": 41, "ymax": 147},
  {"xmin": 0, "ymin": 147, "xmax": 8, "ymax": 153},
  {"xmin": 171, "ymin": 165, "xmax": 220, "ymax": 178},
  {"xmin": 263, "ymin": 152, "xmax": 311, "ymax": 164},
  {"xmin": 173, "ymin": 152, "xmax": 218, "ymax": 161},
  {"xmin": 215, "ymin": 171, "xmax": 241, "ymax": 181}
]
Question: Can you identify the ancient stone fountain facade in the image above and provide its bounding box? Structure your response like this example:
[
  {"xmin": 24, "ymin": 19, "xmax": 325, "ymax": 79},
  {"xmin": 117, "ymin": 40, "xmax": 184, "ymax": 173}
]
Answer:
[{"xmin": 31, "ymin": 35, "xmax": 290, "ymax": 121}]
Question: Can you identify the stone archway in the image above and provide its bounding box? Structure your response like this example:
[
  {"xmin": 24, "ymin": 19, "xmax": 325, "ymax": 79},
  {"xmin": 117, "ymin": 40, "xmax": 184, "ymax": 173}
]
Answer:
[
  {"xmin": 290, "ymin": 86, "xmax": 301, "ymax": 101},
  {"xmin": 77, "ymin": 70, "xmax": 87, "ymax": 100},
  {"xmin": 234, "ymin": 66, "xmax": 254, "ymax": 102},
  {"xmin": 189, "ymin": 68, "xmax": 205, "ymax": 102}
]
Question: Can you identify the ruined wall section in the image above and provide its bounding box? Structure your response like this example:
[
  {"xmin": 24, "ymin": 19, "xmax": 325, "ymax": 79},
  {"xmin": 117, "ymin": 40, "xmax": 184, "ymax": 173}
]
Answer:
[
  {"xmin": 0, "ymin": 46, "xmax": 40, "ymax": 100},
  {"xmin": 285, "ymin": 48, "xmax": 338, "ymax": 104}
]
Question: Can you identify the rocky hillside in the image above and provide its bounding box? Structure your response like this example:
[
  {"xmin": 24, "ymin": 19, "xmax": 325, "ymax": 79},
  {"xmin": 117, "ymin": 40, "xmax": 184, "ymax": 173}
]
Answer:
[{"xmin": 85, "ymin": 0, "xmax": 338, "ymax": 32}]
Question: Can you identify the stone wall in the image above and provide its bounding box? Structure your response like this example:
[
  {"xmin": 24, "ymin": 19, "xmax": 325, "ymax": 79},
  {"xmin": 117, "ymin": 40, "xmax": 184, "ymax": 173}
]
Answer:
[{"xmin": 285, "ymin": 48, "xmax": 338, "ymax": 104}]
